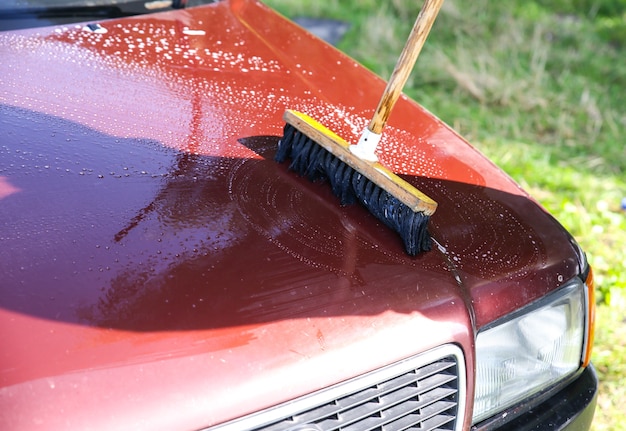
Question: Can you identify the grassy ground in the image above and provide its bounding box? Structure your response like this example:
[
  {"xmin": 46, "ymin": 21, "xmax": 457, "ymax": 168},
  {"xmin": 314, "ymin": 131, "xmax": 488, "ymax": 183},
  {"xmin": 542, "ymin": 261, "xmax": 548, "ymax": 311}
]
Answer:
[{"xmin": 265, "ymin": 0, "xmax": 626, "ymax": 429}]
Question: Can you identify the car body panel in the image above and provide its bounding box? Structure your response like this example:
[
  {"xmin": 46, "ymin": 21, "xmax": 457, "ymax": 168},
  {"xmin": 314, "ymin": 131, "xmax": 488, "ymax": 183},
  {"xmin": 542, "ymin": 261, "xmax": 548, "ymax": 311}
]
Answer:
[{"xmin": 0, "ymin": 1, "xmax": 582, "ymax": 429}]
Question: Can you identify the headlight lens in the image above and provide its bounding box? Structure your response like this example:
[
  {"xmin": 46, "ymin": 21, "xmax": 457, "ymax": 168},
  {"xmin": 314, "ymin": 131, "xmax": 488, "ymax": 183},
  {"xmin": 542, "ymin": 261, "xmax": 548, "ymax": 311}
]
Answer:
[{"xmin": 472, "ymin": 279, "xmax": 585, "ymax": 424}]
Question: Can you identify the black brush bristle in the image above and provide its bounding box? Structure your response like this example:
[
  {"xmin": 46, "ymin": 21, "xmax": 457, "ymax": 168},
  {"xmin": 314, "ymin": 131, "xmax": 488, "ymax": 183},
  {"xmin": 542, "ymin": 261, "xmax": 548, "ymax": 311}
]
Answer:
[{"xmin": 276, "ymin": 124, "xmax": 431, "ymax": 255}]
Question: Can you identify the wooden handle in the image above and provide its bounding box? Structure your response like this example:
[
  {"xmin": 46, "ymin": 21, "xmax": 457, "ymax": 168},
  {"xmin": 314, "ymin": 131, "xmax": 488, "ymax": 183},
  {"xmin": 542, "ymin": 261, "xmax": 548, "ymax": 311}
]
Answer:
[{"xmin": 368, "ymin": 0, "xmax": 444, "ymax": 134}]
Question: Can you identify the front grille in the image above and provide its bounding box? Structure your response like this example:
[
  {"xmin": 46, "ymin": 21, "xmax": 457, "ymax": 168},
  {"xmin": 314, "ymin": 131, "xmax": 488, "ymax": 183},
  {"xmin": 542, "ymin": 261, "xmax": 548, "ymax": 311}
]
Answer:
[{"xmin": 210, "ymin": 345, "xmax": 466, "ymax": 431}]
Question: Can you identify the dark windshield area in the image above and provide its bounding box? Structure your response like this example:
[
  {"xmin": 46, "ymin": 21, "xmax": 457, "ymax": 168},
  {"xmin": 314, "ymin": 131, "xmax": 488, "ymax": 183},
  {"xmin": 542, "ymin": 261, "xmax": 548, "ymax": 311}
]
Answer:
[
  {"xmin": 0, "ymin": 0, "xmax": 216, "ymax": 31},
  {"xmin": 0, "ymin": 0, "xmax": 191, "ymax": 10}
]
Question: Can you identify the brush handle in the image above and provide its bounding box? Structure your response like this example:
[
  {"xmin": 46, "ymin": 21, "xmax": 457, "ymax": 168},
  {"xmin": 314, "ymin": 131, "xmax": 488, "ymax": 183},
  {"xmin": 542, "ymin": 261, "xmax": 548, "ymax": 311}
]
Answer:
[{"xmin": 368, "ymin": 0, "xmax": 444, "ymax": 134}]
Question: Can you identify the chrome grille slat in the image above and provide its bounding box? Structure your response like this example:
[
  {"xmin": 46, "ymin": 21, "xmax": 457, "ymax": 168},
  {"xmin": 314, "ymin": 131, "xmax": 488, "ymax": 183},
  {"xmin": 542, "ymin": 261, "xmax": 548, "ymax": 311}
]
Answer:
[
  {"xmin": 337, "ymin": 388, "xmax": 458, "ymax": 431},
  {"xmin": 380, "ymin": 407, "xmax": 455, "ymax": 431},
  {"xmin": 208, "ymin": 345, "xmax": 466, "ymax": 431},
  {"xmin": 420, "ymin": 412, "xmax": 457, "ymax": 431},
  {"xmin": 379, "ymin": 401, "xmax": 455, "ymax": 431},
  {"xmin": 290, "ymin": 363, "xmax": 458, "ymax": 428},
  {"xmin": 328, "ymin": 384, "xmax": 456, "ymax": 429}
]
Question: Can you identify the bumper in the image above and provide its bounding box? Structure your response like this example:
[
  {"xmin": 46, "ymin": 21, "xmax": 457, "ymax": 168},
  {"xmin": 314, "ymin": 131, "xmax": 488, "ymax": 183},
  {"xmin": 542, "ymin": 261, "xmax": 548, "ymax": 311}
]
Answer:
[{"xmin": 473, "ymin": 365, "xmax": 598, "ymax": 431}]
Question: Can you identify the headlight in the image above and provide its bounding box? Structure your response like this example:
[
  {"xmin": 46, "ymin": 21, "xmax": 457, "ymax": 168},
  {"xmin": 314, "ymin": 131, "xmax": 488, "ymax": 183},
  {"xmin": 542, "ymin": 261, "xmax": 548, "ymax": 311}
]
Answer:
[{"xmin": 472, "ymin": 278, "xmax": 586, "ymax": 424}]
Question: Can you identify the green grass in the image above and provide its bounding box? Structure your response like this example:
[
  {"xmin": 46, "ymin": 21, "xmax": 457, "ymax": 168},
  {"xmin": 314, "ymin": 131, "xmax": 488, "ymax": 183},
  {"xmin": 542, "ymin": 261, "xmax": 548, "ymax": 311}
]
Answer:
[{"xmin": 265, "ymin": 0, "xmax": 626, "ymax": 429}]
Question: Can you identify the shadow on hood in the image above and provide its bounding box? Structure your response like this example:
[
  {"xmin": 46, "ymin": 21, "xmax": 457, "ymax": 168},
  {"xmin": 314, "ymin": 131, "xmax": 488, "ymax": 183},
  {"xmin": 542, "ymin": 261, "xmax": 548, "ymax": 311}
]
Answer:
[{"xmin": 0, "ymin": 104, "xmax": 580, "ymax": 332}]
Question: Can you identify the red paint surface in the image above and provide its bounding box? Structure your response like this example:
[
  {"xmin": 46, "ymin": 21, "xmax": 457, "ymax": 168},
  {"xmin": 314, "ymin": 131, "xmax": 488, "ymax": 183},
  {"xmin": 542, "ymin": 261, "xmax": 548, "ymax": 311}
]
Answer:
[{"xmin": 0, "ymin": 1, "xmax": 581, "ymax": 430}]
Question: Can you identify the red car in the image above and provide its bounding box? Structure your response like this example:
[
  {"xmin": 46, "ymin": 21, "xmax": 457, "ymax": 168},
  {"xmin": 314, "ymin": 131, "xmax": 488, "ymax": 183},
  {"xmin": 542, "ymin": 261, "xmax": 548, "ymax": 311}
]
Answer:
[{"xmin": 0, "ymin": 1, "xmax": 597, "ymax": 430}]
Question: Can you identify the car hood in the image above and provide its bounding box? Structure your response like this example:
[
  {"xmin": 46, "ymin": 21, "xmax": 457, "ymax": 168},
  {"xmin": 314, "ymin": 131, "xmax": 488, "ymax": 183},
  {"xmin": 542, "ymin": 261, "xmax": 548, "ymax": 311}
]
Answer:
[{"xmin": 0, "ymin": 1, "xmax": 582, "ymax": 429}]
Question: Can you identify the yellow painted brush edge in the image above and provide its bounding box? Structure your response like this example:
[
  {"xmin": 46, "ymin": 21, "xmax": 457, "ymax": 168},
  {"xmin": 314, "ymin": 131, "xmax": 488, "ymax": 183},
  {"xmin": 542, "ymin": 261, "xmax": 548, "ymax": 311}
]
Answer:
[{"xmin": 284, "ymin": 110, "xmax": 438, "ymax": 216}]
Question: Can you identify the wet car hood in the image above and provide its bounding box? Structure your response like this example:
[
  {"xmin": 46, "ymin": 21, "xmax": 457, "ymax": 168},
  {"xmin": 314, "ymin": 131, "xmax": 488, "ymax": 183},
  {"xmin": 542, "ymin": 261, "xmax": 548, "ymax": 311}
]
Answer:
[{"xmin": 0, "ymin": 1, "xmax": 582, "ymax": 429}]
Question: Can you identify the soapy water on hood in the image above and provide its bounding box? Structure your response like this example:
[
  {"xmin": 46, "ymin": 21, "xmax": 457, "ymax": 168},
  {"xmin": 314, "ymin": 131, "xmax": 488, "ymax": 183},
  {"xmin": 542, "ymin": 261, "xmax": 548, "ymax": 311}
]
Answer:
[{"xmin": 5, "ymin": 18, "xmax": 450, "ymax": 181}]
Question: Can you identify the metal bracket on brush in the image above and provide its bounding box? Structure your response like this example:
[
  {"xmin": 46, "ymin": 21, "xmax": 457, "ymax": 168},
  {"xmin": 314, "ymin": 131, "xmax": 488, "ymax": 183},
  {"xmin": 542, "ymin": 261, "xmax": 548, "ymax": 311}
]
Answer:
[{"xmin": 350, "ymin": 128, "xmax": 381, "ymax": 162}]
